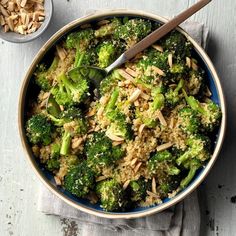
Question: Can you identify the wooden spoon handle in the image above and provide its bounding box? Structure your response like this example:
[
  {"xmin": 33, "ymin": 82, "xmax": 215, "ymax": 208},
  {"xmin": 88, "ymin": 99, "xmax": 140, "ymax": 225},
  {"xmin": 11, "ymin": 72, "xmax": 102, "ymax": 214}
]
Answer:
[{"xmin": 124, "ymin": 0, "xmax": 212, "ymax": 60}]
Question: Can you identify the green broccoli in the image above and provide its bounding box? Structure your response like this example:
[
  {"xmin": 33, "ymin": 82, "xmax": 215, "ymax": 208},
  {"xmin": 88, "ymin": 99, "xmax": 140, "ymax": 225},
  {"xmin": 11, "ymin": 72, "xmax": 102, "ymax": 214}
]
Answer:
[
  {"xmin": 51, "ymin": 72, "xmax": 90, "ymax": 107},
  {"xmin": 46, "ymin": 142, "xmax": 61, "ymax": 171},
  {"xmin": 114, "ymin": 18, "xmax": 152, "ymax": 47},
  {"xmin": 85, "ymin": 132, "xmax": 124, "ymax": 174},
  {"xmin": 186, "ymin": 70, "xmax": 204, "ymax": 95},
  {"xmin": 178, "ymin": 107, "xmax": 200, "ymax": 134},
  {"xmin": 64, "ymin": 161, "xmax": 95, "ymax": 197},
  {"xmin": 161, "ymin": 31, "xmax": 191, "ymax": 59},
  {"xmin": 176, "ymin": 134, "xmax": 211, "ymax": 166},
  {"xmin": 96, "ymin": 179, "xmax": 124, "ymax": 211},
  {"xmin": 48, "ymin": 107, "xmax": 88, "ymax": 155},
  {"xmin": 66, "ymin": 29, "xmax": 95, "ymax": 67},
  {"xmin": 34, "ymin": 56, "xmax": 59, "ymax": 91},
  {"xmin": 97, "ymin": 41, "xmax": 116, "ymax": 68},
  {"xmin": 148, "ymin": 150, "xmax": 180, "ymax": 176},
  {"xmin": 183, "ymin": 90, "xmax": 222, "ymax": 132},
  {"xmin": 165, "ymin": 79, "xmax": 184, "ymax": 107},
  {"xmin": 99, "ymin": 70, "xmax": 122, "ymax": 95},
  {"xmin": 26, "ymin": 114, "xmax": 53, "ymax": 145},
  {"xmin": 95, "ymin": 18, "xmax": 121, "ymax": 38},
  {"xmin": 129, "ymin": 178, "xmax": 150, "ymax": 202}
]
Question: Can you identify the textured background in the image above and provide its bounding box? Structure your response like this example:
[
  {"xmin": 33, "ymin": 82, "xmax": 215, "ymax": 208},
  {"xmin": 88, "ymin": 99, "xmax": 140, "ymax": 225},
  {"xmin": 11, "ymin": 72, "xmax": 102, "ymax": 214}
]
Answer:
[{"xmin": 0, "ymin": 0, "xmax": 236, "ymax": 235}]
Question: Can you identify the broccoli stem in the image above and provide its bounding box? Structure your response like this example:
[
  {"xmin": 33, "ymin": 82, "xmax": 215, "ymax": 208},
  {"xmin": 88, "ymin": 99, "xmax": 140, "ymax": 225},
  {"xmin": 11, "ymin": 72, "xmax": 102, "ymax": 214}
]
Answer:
[
  {"xmin": 106, "ymin": 88, "xmax": 119, "ymax": 111},
  {"xmin": 152, "ymin": 93, "xmax": 165, "ymax": 110},
  {"xmin": 74, "ymin": 49, "xmax": 85, "ymax": 67},
  {"xmin": 168, "ymin": 166, "xmax": 180, "ymax": 175},
  {"xmin": 176, "ymin": 151, "xmax": 191, "ymax": 166},
  {"xmin": 175, "ymin": 79, "xmax": 184, "ymax": 93},
  {"xmin": 60, "ymin": 131, "xmax": 72, "ymax": 155},
  {"xmin": 48, "ymin": 57, "xmax": 59, "ymax": 73}
]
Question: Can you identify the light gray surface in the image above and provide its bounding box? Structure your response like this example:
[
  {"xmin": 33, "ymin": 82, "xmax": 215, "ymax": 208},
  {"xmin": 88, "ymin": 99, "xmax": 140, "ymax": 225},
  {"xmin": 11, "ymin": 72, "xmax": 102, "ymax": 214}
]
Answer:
[{"xmin": 0, "ymin": 0, "xmax": 235, "ymax": 236}]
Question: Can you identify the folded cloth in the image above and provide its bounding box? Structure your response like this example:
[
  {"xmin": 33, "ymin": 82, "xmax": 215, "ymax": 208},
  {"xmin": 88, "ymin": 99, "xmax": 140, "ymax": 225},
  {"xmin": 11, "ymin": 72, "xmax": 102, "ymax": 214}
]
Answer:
[{"xmin": 38, "ymin": 20, "xmax": 208, "ymax": 236}]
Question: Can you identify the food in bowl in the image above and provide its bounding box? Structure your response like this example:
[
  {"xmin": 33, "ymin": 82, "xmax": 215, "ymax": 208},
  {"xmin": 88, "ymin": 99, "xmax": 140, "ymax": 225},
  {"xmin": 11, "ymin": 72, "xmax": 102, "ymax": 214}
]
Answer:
[{"xmin": 24, "ymin": 17, "xmax": 222, "ymax": 212}]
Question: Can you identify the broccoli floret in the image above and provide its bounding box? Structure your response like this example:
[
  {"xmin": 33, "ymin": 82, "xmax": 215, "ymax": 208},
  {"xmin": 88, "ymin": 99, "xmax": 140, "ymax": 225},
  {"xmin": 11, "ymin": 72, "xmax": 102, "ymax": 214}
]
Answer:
[
  {"xmin": 99, "ymin": 70, "xmax": 122, "ymax": 95},
  {"xmin": 176, "ymin": 134, "xmax": 211, "ymax": 166},
  {"xmin": 170, "ymin": 63, "xmax": 186, "ymax": 74},
  {"xmin": 178, "ymin": 107, "xmax": 200, "ymax": 134},
  {"xmin": 183, "ymin": 90, "xmax": 222, "ymax": 132},
  {"xmin": 105, "ymin": 88, "xmax": 133, "ymax": 140},
  {"xmin": 85, "ymin": 132, "xmax": 124, "ymax": 173},
  {"xmin": 48, "ymin": 107, "xmax": 88, "ymax": 155},
  {"xmin": 186, "ymin": 70, "xmax": 204, "ymax": 95},
  {"xmin": 97, "ymin": 41, "xmax": 116, "ymax": 68},
  {"xmin": 165, "ymin": 79, "xmax": 184, "ymax": 107},
  {"xmin": 96, "ymin": 179, "xmax": 124, "ymax": 211},
  {"xmin": 114, "ymin": 18, "xmax": 152, "ymax": 47},
  {"xmin": 180, "ymin": 159, "xmax": 201, "ymax": 189},
  {"xmin": 34, "ymin": 56, "xmax": 59, "ymax": 91},
  {"xmin": 95, "ymin": 18, "xmax": 121, "ymax": 38},
  {"xmin": 26, "ymin": 114, "xmax": 53, "ymax": 145},
  {"xmin": 46, "ymin": 142, "xmax": 61, "ymax": 171},
  {"xmin": 129, "ymin": 178, "xmax": 150, "ymax": 202},
  {"xmin": 162, "ymin": 31, "xmax": 191, "ymax": 59},
  {"xmin": 51, "ymin": 72, "xmax": 90, "ymax": 107},
  {"xmin": 66, "ymin": 29, "xmax": 95, "ymax": 67},
  {"xmin": 64, "ymin": 161, "xmax": 95, "ymax": 197},
  {"xmin": 148, "ymin": 150, "xmax": 180, "ymax": 176}
]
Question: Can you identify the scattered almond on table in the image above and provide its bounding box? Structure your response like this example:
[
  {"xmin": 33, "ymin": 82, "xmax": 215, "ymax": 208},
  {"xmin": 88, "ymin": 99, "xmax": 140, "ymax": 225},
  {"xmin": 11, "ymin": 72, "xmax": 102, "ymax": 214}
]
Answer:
[{"xmin": 0, "ymin": 0, "xmax": 45, "ymax": 35}]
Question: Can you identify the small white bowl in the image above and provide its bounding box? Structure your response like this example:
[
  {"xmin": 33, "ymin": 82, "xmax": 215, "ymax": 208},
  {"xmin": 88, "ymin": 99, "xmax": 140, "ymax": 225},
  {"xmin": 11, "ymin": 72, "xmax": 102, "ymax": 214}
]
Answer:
[{"xmin": 0, "ymin": 0, "xmax": 53, "ymax": 43}]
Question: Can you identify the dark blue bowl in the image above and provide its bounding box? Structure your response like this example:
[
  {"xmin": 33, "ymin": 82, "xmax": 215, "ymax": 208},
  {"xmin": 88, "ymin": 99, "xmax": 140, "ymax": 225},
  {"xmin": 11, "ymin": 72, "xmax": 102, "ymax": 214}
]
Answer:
[{"xmin": 19, "ymin": 10, "xmax": 226, "ymax": 219}]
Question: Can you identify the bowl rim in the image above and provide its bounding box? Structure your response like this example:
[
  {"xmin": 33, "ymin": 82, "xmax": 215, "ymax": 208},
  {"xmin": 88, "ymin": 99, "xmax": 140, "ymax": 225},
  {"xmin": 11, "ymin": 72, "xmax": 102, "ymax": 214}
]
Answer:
[
  {"xmin": 18, "ymin": 9, "xmax": 227, "ymax": 219},
  {"xmin": 0, "ymin": 0, "xmax": 53, "ymax": 43}
]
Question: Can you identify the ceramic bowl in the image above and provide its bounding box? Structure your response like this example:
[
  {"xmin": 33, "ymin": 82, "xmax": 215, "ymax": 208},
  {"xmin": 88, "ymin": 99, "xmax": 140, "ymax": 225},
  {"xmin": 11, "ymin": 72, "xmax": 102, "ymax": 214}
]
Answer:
[
  {"xmin": 18, "ymin": 10, "xmax": 226, "ymax": 219},
  {"xmin": 0, "ymin": 0, "xmax": 53, "ymax": 43}
]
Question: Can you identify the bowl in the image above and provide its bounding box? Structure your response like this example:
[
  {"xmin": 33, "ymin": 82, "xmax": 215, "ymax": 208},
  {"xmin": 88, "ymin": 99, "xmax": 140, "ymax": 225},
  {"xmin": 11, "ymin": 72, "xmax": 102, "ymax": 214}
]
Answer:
[
  {"xmin": 18, "ymin": 10, "xmax": 226, "ymax": 219},
  {"xmin": 0, "ymin": 0, "xmax": 53, "ymax": 43}
]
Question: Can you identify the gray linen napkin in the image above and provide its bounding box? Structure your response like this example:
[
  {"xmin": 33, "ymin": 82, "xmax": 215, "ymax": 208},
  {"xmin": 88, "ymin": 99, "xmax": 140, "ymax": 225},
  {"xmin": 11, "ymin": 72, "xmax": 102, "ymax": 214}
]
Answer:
[{"xmin": 37, "ymin": 20, "xmax": 208, "ymax": 236}]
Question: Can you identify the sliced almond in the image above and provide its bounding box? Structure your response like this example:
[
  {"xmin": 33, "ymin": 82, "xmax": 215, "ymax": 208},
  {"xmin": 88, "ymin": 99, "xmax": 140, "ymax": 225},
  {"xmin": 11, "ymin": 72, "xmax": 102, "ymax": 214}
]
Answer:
[
  {"xmin": 1, "ymin": 0, "xmax": 9, "ymax": 5},
  {"xmin": 147, "ymin": 190, "xmax": 159, "ymax": 198},
  {"xmin": 192, "ymin": 61, "xmax": 198, "ymax": 71},
  {"xmin": 205, "ymin": 86, "xmax": 212, "ymax": 97},
  {"xmin": 97, "ymin": 19, "xmax": 110, "ymax": 26},
  {"xmin": 123, "ymin": 180, "xmax": 130, "ymax": 190},
  {"xmin": 0, "ymin": 15, "xmax": 5, "ymax": 25},
  {"xmin": 0, "ymin": 5, "xmax": 9, "ymax": 17},
  {"xmin": 117, "ymin": 69, "xmax": 135, "ymax": 81},
  {"xmin": 134, "ymin": 162, "xmax": 142, "ymax": 173},
  {"xmin": 156, "ymin": 110, "xmax": 167, "ymax": 126},
  {"xmin": 140, "ymin": 92, "xmax": 150, "ymax": 100},
  {"xmin": 130, "ymin": 158, "xmax": 138, "ymax": 166},
  {"xmin": 86, "ymin": 108, "xmax": 96, "ymax": 117},
  {"xmin": 125, "ymin": 67, "xmax": 138, "ymax": 77},
  {"xmin": 32, "ymin": 11, "xmax": 39, "ymax": 21},
  {"xmin": 4, "ymin": 24, "xmax": 9, "ymax": 32},
  {"xmin": 152, "ymin": 177, "xmax": 157, "ymax": 194},
  {"xmin": 129, "ymin": 88, "xmax": 141, "ymax": 103},
  {"xmin": 7, "ymin": 2, "xmax": 15, "ymax": 11},
  {"xmin": 71, "ymin": 137, "xmax": 83, "ymax": 149},
  {"xmin": 6, "ymin": 17, "xmax": 14, "ymax": 31},
  {"xmin": 156, "ymin": 142, "xmax": 173, "ymax": 152},
  {"xmin": 20, "ymin": 0, "xmax": 28, "ymax": 8},
  {"xmin": 96, "ymin": 176, "xmax": 108, "ymax": 182},
  {"xmin": 138, "ymin": 124, "xmax": 146, "ymax": 135},
  {"xmin": 112, "ymin": 141, "xmax": 123, "ymax": 146},
  {"xmin": 151, "ymin": 65, "xmax": 166, "ymax": 76},
  {"xmin": 80, "ymin": 23, "xmax": 91, "ymax": 29},
  {"xmin": 54, "ymin": 176, "xmax": 62, "ymax": 186},
  {"xmin": 105, "ymin": 131, "xmax": 124, "ymax": 142},
  {"xmin": 152, "ymin": 44, "xmax": 163, "ymax": 52},
  {"xmin": 38, "ymin": 16, "xmax": 44, "ymax": 21},
  {"xmin": 97, "ymin": 106, "xmax": 104, "ymax": 117},
  {"xmin": 168, "ymin": 53, "xmax": 173, "ymax": 68},
  {"xmin": 186, "ymin": 57, "xmax": 192, "ymax": 68},
  {"xmin": 56, "ymin": 45, "xmax": 67, "ymax": 61},
  {"xmin": 169, "ymin": 117, "xmax": 175, "ymax": 129}
]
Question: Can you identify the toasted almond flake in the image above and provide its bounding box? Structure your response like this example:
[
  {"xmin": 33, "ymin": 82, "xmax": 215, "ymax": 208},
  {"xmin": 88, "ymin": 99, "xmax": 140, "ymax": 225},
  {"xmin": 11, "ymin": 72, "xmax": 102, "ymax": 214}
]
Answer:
[
  {"xmin": 21, "ymin": 13, "xmax": 26, "ymax": 24},
  {"xmin": 27, "ymin": 20, "xmax": 33, "ymax": 29},
  {"xmin": 168, "ymin": 53, "xmax": 173, "ymax": 68},
  {"xmin": 152, "ymin": 44, "xmax": 163, "ymax": 52},
  {"xmin": 205, "ymin": 86, "xmax": 212, "ymax": 97},
  {"xmin": 0, "ymin": 5, "xmax": 9, "ymax": 17},
  {"xmin": 186, "ymin": 57, "xmax": 191, "ymax": 68},
  {"xmin": 123, "ymin": 180, "xmax": 130, "ymax": 190},
  {"xmin": 32, "ymin": 11, "xmax": 39, "ymax": 21},
  {"xmin": 56, "ymin": 45, "xmax": 67, "ymax": 61},
  {"xmin": 129, "ymin": 88, "xmax": 141, "ymax": 103},
  {"xmin": 86, "ymin": 108, "xmax": 96, "ymax": 117},
  {"xmin": 54, "ymin": 176, "xmax": 62, "ymax": 185},
  {"xmin": 192, "ymin": 61, "xmax": 198, "ymax": 71},
  {"xmin": 96, "ymin": 176, "xmax": 108, "ymax": 182},
  {"xmin": 1, "ymin": 0, "xmax": 8, "ymax": 5},
  {"xmin": 134, "ymin": 100, "xmax": 139, "ymax": 107},
  {"xmin": 30, "ymin": 0, "xmax": 44, "ymax": 3},
  {"xmin": 117, "ymin": 69, "xmax": 135, "ymax": 81},
  {"xmin": 156, "ymin": 142, "xmax": 173, "ymax": 152},
  {"xmin": 152, "ymin": 177, "xmax": 157, "ymax": 194},
  {"xmin": 134, "ymin": 162, "xmax": 142, "ymax": 173},
  {"xmin": 4, "ymin": 24, "xmax": 9, "ymax": 32},
  {"xmin": 130, "ymin": 158, "xmax": 138, "ymax": 166},
  {"xmin": 151, "ymin": 65, "xmax": 166, "ymax": 76},
  {"xmin": 140, "ymin": 92, "xmax": 150, "ymax": 100},
  {"xmin": 10, "ymin": 15, "xmax": 18, "ymax": 20},
  {"xmin": 106, "ymin": 131, "xmax": 124, "ymax": 142},
  {"xmin": 125, "ymin": 67, "xmax": 138, "ymax": 77},
  {"xmin": 80, "ymin": 23, "xmax": 91, "ymax": 29},
  {"xmin": 8, "ymin": 2, "xmax": 15, "ymax": 11},
  {"xmin": 156, "ymin": 110, "xmax": 167, "ymax": 126},
  {"xmin": 100, "ymin": 95, "xmax": 110, "ymax": 105},
  {"xmin": 20, "ymin": 0, "xmax": 28, "ymax": 8},
  {"xmin": 97, "ymin": 19, "xmax": 110, "ymax": 26},
  {"xmin": 94, "ymin": 126, "xmax": 101, "ymax": 132},
  {"xmin": 25, "ymin": 13, "xmax": 29, "ymax": 25},
  {"xmin": 0, "ymin": 15, "xmax": 5, "ymax": 25},
  {"xmin": 112, "ymin": 141, "xmax": 123, "ymax": 146},
  {"xmin": 71, "ymin": 137, "xmax": 83, "ymax": 149},
  {"xmin": 6, "ymin": 17, "xmax": 14, "ymax": 31},
  {"xmin": 138, "ymin": 124, "xmax": 146, "ymax": 135},
  {"xmin": 147, "ymin": 191, "xmax": 160, "ymax": 198},
  {"xmin": 169, "ymin": 117, "xmax": 174, "ymax": 129},
  {"xmin": 87, "ymin": 128, "xmax": 94, "ymax": 133},
  {"xmin": 38, "ymin": 16, "xmax": 44, "ymax": 21},
  {"xmin": 97, "ymin": 106, "xmax": 104, "ymax": 117}
]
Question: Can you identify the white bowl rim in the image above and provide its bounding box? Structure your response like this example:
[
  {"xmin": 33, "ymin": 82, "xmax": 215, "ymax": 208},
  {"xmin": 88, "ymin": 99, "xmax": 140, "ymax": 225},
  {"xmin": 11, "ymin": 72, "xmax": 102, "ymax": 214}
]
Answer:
[{"xmin": 18, "ymin": 9, "xmax": 226, "ymax": 219}]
